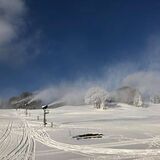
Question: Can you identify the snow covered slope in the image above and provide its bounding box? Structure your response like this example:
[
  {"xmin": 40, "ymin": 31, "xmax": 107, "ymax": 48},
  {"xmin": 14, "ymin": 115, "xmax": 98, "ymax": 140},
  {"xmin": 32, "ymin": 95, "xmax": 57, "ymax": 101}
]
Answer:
[{"xmin": 1, "ymin": 103, "xmax": 160, "ymax": 159}]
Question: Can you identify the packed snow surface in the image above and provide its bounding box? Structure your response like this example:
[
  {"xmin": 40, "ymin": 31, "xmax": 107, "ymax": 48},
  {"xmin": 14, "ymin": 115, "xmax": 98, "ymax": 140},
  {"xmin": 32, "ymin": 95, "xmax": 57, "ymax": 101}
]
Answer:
[{"xmin": 1, "ymin": 103, "xmax": 160, "ymax": 159}]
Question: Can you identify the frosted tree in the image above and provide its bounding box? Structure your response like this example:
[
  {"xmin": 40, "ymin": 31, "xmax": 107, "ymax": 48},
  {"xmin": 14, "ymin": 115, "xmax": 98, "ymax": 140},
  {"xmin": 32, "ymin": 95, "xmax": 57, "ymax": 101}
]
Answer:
[
  {"xmin": 150, "ymin": 95, "xmax": 160, "ymax": 104},
  {"xmin": 133, "ymin": 91, "xmax": 143, "ymax": 107},
  {"xmin": 84, "ymin": 87, "xmax": 109, "ymax": 109}
]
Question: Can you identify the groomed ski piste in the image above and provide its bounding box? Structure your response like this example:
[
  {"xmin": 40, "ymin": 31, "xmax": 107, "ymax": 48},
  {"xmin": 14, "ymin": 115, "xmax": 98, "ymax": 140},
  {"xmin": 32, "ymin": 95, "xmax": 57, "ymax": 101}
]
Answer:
[{"xmin": 1, "ymin": 103, "xmax": 160, "ymax": 160}]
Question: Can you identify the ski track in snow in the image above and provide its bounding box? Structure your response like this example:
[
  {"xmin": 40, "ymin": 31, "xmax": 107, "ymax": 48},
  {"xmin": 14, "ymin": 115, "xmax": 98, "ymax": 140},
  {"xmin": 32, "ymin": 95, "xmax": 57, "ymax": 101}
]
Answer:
[{"xmin": 0, "ymin": 113, "xmax": 35, "ymax": 160}]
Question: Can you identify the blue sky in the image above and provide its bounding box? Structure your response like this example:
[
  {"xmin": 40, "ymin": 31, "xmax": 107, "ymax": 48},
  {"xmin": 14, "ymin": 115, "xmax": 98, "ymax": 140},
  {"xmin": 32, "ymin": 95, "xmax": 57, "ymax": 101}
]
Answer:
[{"xmin": 0, "ymin": 0, "xmax": 160, "ymax": 98}]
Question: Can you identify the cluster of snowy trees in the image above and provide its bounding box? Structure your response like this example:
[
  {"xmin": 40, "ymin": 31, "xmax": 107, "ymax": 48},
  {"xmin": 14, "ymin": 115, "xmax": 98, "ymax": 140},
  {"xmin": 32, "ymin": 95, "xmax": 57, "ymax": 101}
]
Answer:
[
  {"xmin": 84, "ymin": 86, "xmax": 143, "ymax": 109},
  {"xmin": 84, "ymin": 87, "xmax": 110, "ymax": 109},
  {"xmin": 150, "ymin": 95, "xmax": 160, "ymax": 104}
]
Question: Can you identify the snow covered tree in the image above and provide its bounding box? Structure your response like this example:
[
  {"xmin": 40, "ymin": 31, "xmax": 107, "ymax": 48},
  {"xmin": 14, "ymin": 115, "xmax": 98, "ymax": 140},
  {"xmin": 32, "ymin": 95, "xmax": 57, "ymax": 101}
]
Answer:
[
  {"xmin": 133, "ymin": 91, "xmax": 143, "ymax": 107},
  {"xmin": 150, "ymin": 95, "xmax": 160, "ymax": 104},
  {"xmin": 84, "ymin": 87, "xmax": 109, "ymax": 109}
]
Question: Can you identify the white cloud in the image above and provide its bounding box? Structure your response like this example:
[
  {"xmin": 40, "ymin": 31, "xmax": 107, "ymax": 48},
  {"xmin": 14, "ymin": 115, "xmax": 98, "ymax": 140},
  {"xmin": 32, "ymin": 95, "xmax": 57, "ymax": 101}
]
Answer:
[
  {"xmin": 101, "ymin": 62, "xmax": 137, "ymax": 91},
  {"xmin": 0, "ymin": 0, "xmax": 26, "ymax": 44},
  {"xmin": 120, "ymin": 34, "xmax": 160, "ymax": 97},
  {"xmin": 0, "ymin": 20, "xmax": 16, "ymax": 44},
  {"xmin": 0, "ymin": 0, "xmax": 40, "ymax": 65},
  {"xmin": 0, "ymin": 0, "xmax": 25, "ymax": 16},
  {"xmin": 123, "ymin": 71, "xmax": 160, "ymax": 96}
]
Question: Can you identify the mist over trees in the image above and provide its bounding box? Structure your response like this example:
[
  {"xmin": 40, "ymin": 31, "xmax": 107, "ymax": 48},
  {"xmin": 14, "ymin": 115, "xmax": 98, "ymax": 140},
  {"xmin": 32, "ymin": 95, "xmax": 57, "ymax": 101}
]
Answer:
[
  {"xmin": 110, "ymin": 86, "xmax": 143, "ymax": 106},
  {"xmin": 8, "ymin": 92, "xmax": 42, "ymax": 109},
  {"xmin": 0, "ymin": 85, "xmax": 146, "ymax": 109}
]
